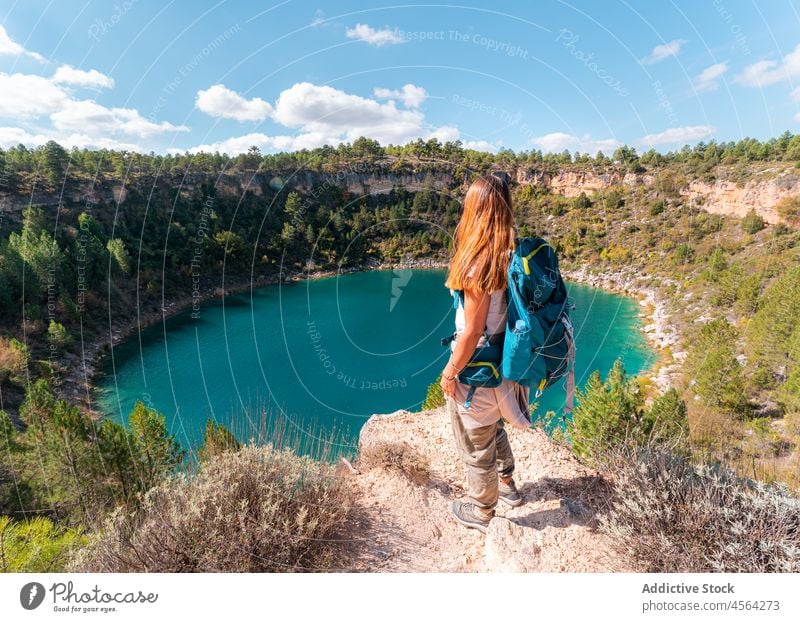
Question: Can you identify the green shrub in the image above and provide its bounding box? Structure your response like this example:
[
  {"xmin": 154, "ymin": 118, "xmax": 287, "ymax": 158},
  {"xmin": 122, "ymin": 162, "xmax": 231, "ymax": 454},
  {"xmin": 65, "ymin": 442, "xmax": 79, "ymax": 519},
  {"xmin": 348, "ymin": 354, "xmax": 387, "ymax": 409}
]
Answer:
[
  {"xmin": 47, "ymin": 320, "xmax": 72, "ymax": 349},
  {"xmin": 198, "ymin": 420, "xmax": 241, "ymax": 462},
  {"xmin": 642, "ymin": 387, "xmax": 688, "ymax": 442},
  {"xmin": 422, "ymin": 373, "xmax": 445, "ymax": 410},
  {"xmin": 673, "ymin": 243, "xmax": 694, "ymax": 264},
  {"xmin": 72, "ymin": 443, "xmax": 351, "ymax": 572},
  {"xmin": 598, "ymin": 445, "xmax": 800, "ymax": 572},
  {"xmin": 687, "ymin": 319, "xmax": 750, "ymax": 416},
  {"xmin": 747, "ymin": 267, "xmax": 800, "ymax": 383},
  {"xmin": 741, "ymin": 209, "xmax": 765, "ymax": 234},
  {"xmin": 573, "ymin": 192, "xmax": 592, "ymax": 210},
  {"xmin": 0, "ymin": 515, "xmax": 86, "ymax": 572},
  {"xmin": 648, "ymin": 200, "xmax": 664, "ymax": 216},
  {"xmin": 776, "ymin": 196, "xmax": 800, "ymax": 225},
  {"xmin": 569, "ymin": 359, "xmax": 687, "ymax": 460}
]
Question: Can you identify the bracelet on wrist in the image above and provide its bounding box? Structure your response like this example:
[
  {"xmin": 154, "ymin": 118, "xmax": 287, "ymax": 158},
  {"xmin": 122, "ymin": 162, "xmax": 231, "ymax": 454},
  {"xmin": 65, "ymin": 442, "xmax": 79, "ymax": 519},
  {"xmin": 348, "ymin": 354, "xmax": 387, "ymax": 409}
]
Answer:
[{"xmin": 445, "ymin": 361, "xmax": 460, "ymax": 379}]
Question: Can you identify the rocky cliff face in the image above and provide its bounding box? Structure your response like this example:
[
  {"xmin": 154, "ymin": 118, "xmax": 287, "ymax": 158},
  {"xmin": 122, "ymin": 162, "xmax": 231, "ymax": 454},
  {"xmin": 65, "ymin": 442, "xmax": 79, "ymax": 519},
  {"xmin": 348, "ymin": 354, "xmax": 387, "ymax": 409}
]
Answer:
[
  {"xmin": 4, "ymin": 162, "xmax": 797, "ymax": 227},
  {"xmin": 513, "ymin": 168, "xmax": 654, "ymax": 197},
  {"xmin": 684, "ymin": 173, "xmax": 799, "ymax": 224},
  {"xmin": 338, "ymin": 407, "xmax": 626, "ymax": 572}
]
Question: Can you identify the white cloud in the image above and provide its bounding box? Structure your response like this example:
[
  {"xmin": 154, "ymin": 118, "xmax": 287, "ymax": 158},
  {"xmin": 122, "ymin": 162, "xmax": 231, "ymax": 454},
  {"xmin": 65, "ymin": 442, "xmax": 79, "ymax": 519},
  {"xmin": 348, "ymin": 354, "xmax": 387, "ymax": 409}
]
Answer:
[
  {"xmin": 373, "ymin": 84, "xmax": 428, "ymax": 108},
  {"xmin": 181, "ymin": 81, "xmax": 467, "ymax": 154},
  {"xmin": 0, "ymin": 68, "xmax": 186, "ymax": 146},
  {"xmin": 531, "ymin": 132, "xmax": 575, "ymax": 151},
  {"xmin": 184, "ymin": 131, "xmax": 342, "ymax": 154},
  {"xmin": 195, "ymin": 84, "xmax": 273, "ymax": 122},
  {"xmin": 640, "ymin": 125, "xmax": 715, "ymax": 146},
  {"xmin": 424, "ymin": 125, "xmax": 460, "ymax": 143},
  {"xmin": 345, "ymin": 23, "xmax": 404, "ymax": 46},
  {"xmin": 795, "ymin": 112, "xmax": 800, "ymax": 122},
  {"xmin": 0, "ymin": 126, "xmax": 141, "ymax": 151},
  {"xmin": 0, "ymin": 73, "xmax": 68, "ymax": 117},
  {"xmin": 0, "ymin": 126, "xmax": 48, "ymax": 148},
  {"xmin": 693, "ymin": 62, "xmax": 728, "ymax": 92},
  {"xmin": 185, "ymin": 125, "xmax": 471, "ymax": 155},
  {"xmin": 310, "ymin": 9, "xmax": 325, "ymax": 27},
  {"xmin": 272, "ymin": 81, "xmax": 433, "ymax": 145},
  {"xmin": 642, "ymin": 39, "xmax": 687, "ymax": 65},
  {"xmin": 52, "ymin": 65, "xmax": 114, "ymax": 89},
  {"xmin": 51, "ymin": 99, "xmax": 188, "ymax": 138},
  {"xmin": 462, "ymin": 140, "xmax": 501, "ymax": 153},
  {"xmin": 792, "ymin": 86, "xmax": 800, "ymax": 102},
  {"xmin": 57, "ymin": 133, "xmax": 142, "ymax": 151},
  {"xmin": 735, "ymin": 43, "xmax": 800, "ymax": 87},
  {"xmin": 531, "ymin": 132, "xmax": 621, "ymax": 153},
  {"xmin": 0, "ymin": 24, "xmax": 45, "ymax": 62}
]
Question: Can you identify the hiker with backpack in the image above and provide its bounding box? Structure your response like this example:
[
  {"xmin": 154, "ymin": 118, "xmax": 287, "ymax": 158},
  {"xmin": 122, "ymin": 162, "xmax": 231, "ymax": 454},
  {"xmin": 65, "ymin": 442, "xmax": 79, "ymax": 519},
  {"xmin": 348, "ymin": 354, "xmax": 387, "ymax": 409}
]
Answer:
[{"xmin": 440, "ymin": 174, "xmax": 575, "ymax": 534}]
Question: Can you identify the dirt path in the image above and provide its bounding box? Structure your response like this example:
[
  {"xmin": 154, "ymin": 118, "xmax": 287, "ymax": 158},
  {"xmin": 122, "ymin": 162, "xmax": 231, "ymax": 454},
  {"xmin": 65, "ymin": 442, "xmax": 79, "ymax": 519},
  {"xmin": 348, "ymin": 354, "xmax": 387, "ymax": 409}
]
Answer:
[{"xmin": 338, "ymin": 408, "xmax": 630, "ymax": 572}]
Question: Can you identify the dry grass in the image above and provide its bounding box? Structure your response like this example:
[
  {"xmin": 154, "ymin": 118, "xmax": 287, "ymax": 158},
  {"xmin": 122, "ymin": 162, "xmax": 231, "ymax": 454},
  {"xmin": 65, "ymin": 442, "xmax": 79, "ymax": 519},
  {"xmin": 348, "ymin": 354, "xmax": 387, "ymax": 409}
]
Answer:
[
  {"xmin": 597, "ymin": 444, "xmax": 800, "ymax": 572},
  {"xmin": 0, "ymin": 337, "xmax": 26, "ymax": 378},
  {"xmin": 71, "ymin": 443, "xmax": 352, "ymax": 572},
  {"xmin": 358, "ymin": 441, "xmax": 431, "ymax": 485}
]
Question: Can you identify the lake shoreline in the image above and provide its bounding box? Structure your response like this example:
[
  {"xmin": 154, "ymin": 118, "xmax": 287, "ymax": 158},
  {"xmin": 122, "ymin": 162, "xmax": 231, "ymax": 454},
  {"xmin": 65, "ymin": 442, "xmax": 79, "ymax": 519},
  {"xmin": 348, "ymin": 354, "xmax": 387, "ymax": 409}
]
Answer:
[{"xmin": 66, "ymin": 257, "xmax": 674, "ymax": 418}]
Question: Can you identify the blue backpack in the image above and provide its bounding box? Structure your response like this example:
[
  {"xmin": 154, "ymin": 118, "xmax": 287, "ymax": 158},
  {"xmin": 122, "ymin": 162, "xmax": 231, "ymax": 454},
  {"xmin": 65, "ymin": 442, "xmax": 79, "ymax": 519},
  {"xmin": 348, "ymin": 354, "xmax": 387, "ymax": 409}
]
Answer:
[
  {"xmin": 502, "ymin": 237, "xmax": 576, "ymax": 415},
  {"xmin": 443, "ymin": 237, "xmax": 576, "ymax": 416}
]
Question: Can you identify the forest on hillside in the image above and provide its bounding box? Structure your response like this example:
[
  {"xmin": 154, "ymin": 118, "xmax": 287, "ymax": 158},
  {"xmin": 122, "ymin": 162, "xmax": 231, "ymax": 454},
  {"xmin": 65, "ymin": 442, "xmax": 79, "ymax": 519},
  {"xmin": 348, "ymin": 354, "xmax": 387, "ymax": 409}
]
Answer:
[{"xmin": 1, "ymin": 133, "xmax": 799, "ymax": 571}]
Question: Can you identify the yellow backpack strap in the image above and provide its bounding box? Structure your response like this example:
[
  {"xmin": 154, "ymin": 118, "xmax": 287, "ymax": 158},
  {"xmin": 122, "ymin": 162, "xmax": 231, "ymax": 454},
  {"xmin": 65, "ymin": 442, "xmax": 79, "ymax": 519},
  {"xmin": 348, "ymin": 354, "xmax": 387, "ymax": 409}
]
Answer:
[
  {"xmin": 522, "ymin": 243, "xmax": 552, "ymax": 275},
  {"xmin": 534, "ymin": 377, "xmax": 547, "ymax": 398}
]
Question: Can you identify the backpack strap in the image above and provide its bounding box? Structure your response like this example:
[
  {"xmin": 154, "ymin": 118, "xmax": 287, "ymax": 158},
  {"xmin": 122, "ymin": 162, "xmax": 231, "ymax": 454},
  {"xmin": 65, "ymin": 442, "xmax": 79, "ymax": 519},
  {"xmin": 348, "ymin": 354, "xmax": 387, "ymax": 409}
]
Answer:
[
  {"xmin": 451, "ymin": 289, "xmax": 490, "ymax": 340},
  {"xmin": 450, "ymin": 289, "xmax": 492, "ymax": 410},
  {"xmin": 464, "ymin": 385, "xmax": 477, "ymax": 409},
  {"xmin": 522, "ymin": 242, "xmax": 553, "ymax": 276},
  {"xmin": 561, "ymin": 315, "xmax": 576, "ymax": 416}
]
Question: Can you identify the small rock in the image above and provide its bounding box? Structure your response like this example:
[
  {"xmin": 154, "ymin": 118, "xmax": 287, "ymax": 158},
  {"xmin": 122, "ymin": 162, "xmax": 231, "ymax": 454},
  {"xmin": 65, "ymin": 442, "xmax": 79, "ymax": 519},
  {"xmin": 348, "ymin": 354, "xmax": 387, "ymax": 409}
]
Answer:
[{"xmin": 483, "ymin": 518, "xmax": 540, "ymax": 572}]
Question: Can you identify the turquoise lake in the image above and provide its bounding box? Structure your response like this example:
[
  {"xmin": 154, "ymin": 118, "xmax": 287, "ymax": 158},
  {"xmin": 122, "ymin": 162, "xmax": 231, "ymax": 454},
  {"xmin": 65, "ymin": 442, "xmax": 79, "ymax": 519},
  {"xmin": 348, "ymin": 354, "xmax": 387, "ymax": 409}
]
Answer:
[{"xmin": 95, "ymin": 270, "xmax": 656, "ymax": 456}]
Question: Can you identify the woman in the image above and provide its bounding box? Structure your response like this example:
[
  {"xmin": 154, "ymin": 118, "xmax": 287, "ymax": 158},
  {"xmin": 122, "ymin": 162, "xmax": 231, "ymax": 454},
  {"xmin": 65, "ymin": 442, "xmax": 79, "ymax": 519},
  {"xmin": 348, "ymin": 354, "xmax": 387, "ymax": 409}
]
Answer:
[{"xmin": 440, "ymin": 173, "xmax": 531, "ymax": 534}]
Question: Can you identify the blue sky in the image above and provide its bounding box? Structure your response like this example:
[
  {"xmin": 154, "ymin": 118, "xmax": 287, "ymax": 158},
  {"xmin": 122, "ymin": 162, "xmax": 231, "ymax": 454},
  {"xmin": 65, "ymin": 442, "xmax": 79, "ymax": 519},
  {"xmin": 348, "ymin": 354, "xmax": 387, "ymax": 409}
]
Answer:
[{"xmin": 1, "ymin": 0, "xmax": 799, "ymax": 155}]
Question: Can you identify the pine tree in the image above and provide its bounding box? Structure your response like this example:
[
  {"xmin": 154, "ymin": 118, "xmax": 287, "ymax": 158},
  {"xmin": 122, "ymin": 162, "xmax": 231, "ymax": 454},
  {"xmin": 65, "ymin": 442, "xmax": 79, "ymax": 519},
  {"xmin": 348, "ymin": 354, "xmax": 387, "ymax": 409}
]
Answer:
[
  {"xmin": 128, "ymin": 401, "xmax": 184, "ymax": 488},
  {"xmin": 0, "ymin": 515, "xmax": 85, "ymax": 572},
  {"xmin": 570, "ymin": 359, "xmax": 644, "ymax": 459},
  {"xmin": 688, "ymin": 319, "xmax": 749, "ymax": 416},
  {"xmin": 198, "ymin": 420, "xmax": 240, "ymax": 462}
]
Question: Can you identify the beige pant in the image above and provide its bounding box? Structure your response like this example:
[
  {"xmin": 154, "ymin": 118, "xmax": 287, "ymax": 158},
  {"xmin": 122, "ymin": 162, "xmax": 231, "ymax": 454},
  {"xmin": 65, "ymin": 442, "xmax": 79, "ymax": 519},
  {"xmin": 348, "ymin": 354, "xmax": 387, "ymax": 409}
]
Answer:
[{"xmin": 446, "ymin": 395, "xmax": 515, "ymax": 512}]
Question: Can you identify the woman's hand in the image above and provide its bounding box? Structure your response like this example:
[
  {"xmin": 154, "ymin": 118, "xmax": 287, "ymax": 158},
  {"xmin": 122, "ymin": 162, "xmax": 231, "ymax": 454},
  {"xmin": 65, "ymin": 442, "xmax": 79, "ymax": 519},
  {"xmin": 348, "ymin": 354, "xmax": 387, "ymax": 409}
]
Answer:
[
  {"xmin": 440, "ymin": 371, "xmax": 457, "ymax": 399},
  {"xmin": 441, "ymin": 289, "xmax": 489, "ymax": 402}
]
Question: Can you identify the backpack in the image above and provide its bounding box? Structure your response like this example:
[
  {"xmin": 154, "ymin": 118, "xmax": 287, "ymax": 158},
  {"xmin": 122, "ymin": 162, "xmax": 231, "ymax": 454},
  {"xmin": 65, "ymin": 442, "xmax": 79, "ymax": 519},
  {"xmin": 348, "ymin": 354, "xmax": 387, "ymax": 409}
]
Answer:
[
  {"xmin": 442, "ymin": 237, "xmax": 576, "ymax": 417},
  {"xmin": 502, "ymin": 237, "xmax": 576, "ymax": 415},
  {"xmin": 442, "ymin": 290, "xmax": 504, "ymax": 409}
]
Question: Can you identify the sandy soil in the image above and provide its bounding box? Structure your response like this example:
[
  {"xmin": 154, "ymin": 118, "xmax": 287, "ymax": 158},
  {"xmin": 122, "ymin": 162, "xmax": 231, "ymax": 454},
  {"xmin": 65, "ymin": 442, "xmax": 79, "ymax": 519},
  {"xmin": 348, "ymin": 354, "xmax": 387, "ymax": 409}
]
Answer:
[{"xmin": 337, "ymin": 407, "xmax": 631, "ymax": 572}]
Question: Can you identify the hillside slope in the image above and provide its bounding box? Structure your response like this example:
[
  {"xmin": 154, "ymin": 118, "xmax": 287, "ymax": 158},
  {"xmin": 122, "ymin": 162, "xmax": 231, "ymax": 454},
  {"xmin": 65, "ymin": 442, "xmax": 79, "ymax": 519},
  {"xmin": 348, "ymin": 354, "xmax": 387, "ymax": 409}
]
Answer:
[{"xmin": 339, "ymin": 408, "xmax": 628, "ymax": 572}]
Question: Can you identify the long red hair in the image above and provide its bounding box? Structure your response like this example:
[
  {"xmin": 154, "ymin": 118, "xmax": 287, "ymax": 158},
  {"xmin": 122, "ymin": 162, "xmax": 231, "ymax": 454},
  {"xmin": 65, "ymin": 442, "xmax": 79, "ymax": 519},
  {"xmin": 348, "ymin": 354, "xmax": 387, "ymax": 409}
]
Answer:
[{"xmin": 445, "ymin": 174, "xmax": 516, "ymax": 293}]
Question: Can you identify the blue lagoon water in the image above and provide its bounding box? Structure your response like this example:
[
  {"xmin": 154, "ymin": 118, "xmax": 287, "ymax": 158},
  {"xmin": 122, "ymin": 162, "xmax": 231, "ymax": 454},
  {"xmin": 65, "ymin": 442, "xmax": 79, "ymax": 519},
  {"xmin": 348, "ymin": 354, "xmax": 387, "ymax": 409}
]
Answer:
[{"xmin": 96, "ymin": 270, "xmax": 655, "ymax": 454}]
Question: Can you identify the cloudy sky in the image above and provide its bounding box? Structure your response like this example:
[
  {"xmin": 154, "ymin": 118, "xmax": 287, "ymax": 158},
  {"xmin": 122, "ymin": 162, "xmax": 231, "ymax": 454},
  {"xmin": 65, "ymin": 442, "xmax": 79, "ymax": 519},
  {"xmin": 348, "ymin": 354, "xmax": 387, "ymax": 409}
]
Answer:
[{"xmin": 1, "ymin": 0, "xmax": 799, "ymax": 155}]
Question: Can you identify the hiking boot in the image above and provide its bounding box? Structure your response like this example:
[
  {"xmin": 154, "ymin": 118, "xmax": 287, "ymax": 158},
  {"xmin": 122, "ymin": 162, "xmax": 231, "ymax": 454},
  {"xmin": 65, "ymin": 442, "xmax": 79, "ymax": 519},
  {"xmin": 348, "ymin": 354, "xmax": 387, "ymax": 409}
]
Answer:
[
  {"xmin": 451, "ymin": 500, "xmax": 493, "ymax": 534},
  {"xmin": 498, "ymin": 478, "xmax": 523, "ymax": 507}
]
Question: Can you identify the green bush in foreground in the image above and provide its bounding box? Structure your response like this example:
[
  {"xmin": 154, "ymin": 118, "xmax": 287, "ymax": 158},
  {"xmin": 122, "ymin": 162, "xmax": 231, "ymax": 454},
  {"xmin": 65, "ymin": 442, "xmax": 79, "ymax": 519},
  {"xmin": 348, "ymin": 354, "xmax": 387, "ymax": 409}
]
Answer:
[
  {"xmin": 0, "ymin": 515, "xmax": 86, "ymax": 572},
  {"xmin": 569, "ymin": 359, "xmax": 687, "ymax": 460},
  {"xmin": 72, "ymin": 443, "xmax": 351, "ymax": 572},
  {"xmin": 598, "ymin": 445, "xmax": 800, "ymax": 572},
  {"xmin": 422, "ymin": 373, "xmax": 445, "ymax": 410}
]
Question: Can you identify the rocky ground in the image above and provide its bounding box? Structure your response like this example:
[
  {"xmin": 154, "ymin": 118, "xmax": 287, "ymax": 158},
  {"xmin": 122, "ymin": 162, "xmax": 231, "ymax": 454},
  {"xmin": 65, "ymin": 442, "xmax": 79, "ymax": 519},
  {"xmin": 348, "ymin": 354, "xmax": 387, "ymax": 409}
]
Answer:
[{"xmin": 337, "ymin": 407, "xmax": 630, "ymax": 572}]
